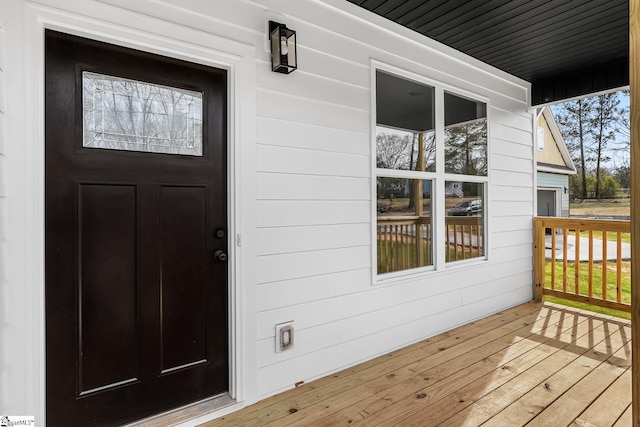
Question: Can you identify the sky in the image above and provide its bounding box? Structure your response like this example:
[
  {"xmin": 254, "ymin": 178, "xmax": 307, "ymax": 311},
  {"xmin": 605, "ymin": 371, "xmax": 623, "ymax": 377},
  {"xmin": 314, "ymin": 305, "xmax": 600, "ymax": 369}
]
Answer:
[{"xmin": 549, "ymin": 89, "xmax": 630, "ymax": 170}]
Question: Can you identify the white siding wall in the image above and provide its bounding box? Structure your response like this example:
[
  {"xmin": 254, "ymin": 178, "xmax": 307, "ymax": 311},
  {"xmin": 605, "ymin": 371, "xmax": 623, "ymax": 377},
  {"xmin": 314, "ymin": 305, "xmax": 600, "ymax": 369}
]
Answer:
[
  {"xmin": 251, "ymin": 1, "xmax": 535, "ymax": 398},
  {"xmin": 2, "ymin": 0, "xmax": 535, "ymax": 420}
]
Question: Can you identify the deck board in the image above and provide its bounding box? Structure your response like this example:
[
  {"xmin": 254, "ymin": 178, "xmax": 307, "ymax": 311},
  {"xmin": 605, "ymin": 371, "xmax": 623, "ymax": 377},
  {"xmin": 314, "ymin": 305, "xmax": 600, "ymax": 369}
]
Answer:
[{"xmin": 202, "ymin": 302, "xmax": 631, "ymax": 427}]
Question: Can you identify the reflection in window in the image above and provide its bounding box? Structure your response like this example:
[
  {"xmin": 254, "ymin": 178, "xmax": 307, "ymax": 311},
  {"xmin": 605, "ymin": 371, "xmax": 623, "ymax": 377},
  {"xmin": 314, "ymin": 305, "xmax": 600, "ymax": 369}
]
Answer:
[
  {"xmin": 444, "ymin": 92, "xmax": 487, "ymax": 176},
  {"xmin": 83, "ymin": 72, "xmax": 203, "ymax": 156},
  {"xmin": 445, "ymin": 182, "xmax": 484, "ymax": 262},
  {"xmin": 377, "ymin": 178, "xmax": 433, "ymax": 273},
  {"xmin": 376, "ymin": 127, "xmax": 436, "ymax": 172}
]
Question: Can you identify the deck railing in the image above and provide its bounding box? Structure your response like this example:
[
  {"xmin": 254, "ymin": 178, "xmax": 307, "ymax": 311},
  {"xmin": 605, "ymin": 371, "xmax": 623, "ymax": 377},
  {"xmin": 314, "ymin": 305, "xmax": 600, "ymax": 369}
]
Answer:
[
  {"xmin": 377, "ymin": 216, "xmax": 484, "ymax": 273},
  {"xmin": 533, "ymin": 216, "xmax": 631, "ymax": 312}
]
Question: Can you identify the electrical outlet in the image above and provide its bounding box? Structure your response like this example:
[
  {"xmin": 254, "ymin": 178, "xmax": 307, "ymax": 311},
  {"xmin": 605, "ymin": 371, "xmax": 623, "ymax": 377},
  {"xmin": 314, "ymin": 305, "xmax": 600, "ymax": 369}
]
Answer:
[{"xmin": 275, "ymin": 321, "xmax": 294, "ymax": 353}]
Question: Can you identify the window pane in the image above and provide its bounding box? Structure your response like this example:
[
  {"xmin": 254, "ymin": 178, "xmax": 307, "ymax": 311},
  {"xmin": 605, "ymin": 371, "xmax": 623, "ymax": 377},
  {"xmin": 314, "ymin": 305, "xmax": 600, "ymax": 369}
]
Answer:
[
  {"xmin": 377, "ymin": 177, "xmax": 433, "ymax": 274},
  {"xmin": 83, "ymin": 72, "xmax": 203, "ymax": 156},
  {"xmin": 445, "ymin": 182, "xmax": 484, "ymax": 262},
  {"xmin": 444, "ymin": 92, "xmax": 487, "ymax": 175},
  {"xmin": 376, "ymin": 127, "xmax": 436, "ymax": 172},
  {"xmin": 376, "ymin": 71, "xmax": 436, "ymax": 171}
]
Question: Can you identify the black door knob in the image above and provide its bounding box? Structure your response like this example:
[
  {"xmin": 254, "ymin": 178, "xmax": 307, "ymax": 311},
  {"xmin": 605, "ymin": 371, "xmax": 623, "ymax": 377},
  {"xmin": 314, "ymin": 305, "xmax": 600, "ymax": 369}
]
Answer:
[{"xmin": 213, "ymin": 249, "xmax": 227, "ymax": 262}]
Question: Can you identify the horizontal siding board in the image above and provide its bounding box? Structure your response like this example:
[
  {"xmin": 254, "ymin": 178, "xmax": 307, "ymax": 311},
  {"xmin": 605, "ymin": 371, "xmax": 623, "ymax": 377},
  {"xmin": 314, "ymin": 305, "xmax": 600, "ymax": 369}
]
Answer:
[
  {"xmin": 256, "ymin": 145, "xmax": 370, "ymax": 178},
  {"xmin": 491, "ymin": 228, "xmax": 533, "ymax": 248},
  {"xmin": 257, "ymin": 223, "xmax": 370, "ymax": 255},
  {"xmin": 491, "ymin": 200, "xmax": 533, "ymax": 216},
  {"xmin": 257, "ymin": 117, "xmax": 370, "ymax": 155},
  {"xmin": 491, "ymin": 123, "xmax": 532, "ymax": 145},
  {"xmin": 490, "ymin": 107, "xmax": 534, "ymax": 131},
  {"xmin": 257, "ymin": 200, "xmax": 371, "ymax": 227},
  {"xmin": 86, "ymin": 0, "xmax": 266, "ymax": 57},
  {"xmin": 492, "ymin": 138, "xmax": 535, "ymax": 160},
  {"xmin": 491, "ymin": 153, "xmax": 534, "ymax": 173},
  {"xmin": 256, "ymin": 88, "xmax": 369, "ymax": 133},
  {"xmin": 334, "ymin": 268, "xmax": 372, "ymax": 295},
  {"xmin": 257, "ymin": 275, "xmax": 335, "ymax": 312},
  {"xmin": 491, "ymin": 243, "xmax": 533, "ymax": 261},
  {"xmin": 462, "ymin": 271, "xmax": 533, "ymax": 305},
  {"xmin": 257, "ymin": 246, "xmax": 371, "ymax": 283},
  {"xmin": 489, "ymin": 215, "xmax": 533, "ymax": 233},
  {"xmin": 295, "ymin": 45, "xmax": 370, "ymax": 87},
  {"xmin": 491, "ymin": 170, "xmax": 534, "ymax": 188},
  {"xmin": 257, "ymin": 62, "xmax": 370, "ymax": 109},
  {"xmin": 257, "ymin": 173, "xmax": 370, "ymax": 200},
  {"xmin": 491, "ymin": 185, "xmax": 534, "ymax": 202}
]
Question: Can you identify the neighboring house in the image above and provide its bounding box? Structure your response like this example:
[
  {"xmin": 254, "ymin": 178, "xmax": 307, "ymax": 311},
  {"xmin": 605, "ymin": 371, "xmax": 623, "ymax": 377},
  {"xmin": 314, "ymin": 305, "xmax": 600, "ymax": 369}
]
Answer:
[
  {"xmin": 536, "ymin": 107, "xmax": 577, "ymax": 217},
  {"xmin": 0, "ymin": 1, "xmax": 626, "ymax": 426}
]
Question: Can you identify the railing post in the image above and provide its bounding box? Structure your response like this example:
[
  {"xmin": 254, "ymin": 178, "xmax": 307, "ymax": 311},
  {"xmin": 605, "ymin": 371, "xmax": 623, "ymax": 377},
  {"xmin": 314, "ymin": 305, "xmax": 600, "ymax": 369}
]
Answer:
[
  {"xmin": 630, "ymin": 0, "xmax": 640, "ymax": 422},
  {"xmin": 533, "ymin": 217, "xmax": 545, "ymax": 302}
]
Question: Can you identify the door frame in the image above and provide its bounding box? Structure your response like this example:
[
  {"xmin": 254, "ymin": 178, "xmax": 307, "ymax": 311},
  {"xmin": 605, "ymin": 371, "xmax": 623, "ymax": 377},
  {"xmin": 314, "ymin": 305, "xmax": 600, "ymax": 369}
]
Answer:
[
  {"xmin": 17, "ymin": 3, "xmax": 258, "ymax": 423},
  {"xmin": 537, "ymin": 187, "xmax": 562, "ymax": 217}
]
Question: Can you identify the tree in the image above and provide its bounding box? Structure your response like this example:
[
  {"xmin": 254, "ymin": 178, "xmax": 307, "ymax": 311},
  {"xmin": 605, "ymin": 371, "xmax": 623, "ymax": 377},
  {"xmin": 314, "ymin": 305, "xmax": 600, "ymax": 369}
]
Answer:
[
  {"xmin": 554, "ymin": 97, "xmax": 594, "ymax": 198},
  {"xmin": 589, "ymin": 93, "xmax": 620, "ymax": 198},
  {"xmin": 444, "ymin": 119, "xmax": 487, "ymax": 176},
  {"xmin": 613, "ymin": 159, "xmax": 631, "ymax": 189},
  {"xmin": 376, "ymin": 132, "xmax": 413, "ymax": 170}
]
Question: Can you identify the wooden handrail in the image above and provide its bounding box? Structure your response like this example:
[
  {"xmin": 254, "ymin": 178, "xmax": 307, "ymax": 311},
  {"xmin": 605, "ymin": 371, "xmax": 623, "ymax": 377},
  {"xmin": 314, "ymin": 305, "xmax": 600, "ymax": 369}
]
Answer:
[{"xmin": 533, "ymin": 216, "xmax": 631, "ymax": 312}]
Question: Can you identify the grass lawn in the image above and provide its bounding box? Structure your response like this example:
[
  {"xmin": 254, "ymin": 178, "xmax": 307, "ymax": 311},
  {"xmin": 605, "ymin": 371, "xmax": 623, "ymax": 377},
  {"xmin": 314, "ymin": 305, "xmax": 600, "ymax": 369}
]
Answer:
[
  {"xmin": 544, "ymin": 259, "xmax": 631, "ymax": 319},
  {"xmin": 577, "ymin": 230, "xmax": 631, "ymax": 244},
  {"xmin": 570, "ymin": 198, "xmax": 630, "ymax": 216}
]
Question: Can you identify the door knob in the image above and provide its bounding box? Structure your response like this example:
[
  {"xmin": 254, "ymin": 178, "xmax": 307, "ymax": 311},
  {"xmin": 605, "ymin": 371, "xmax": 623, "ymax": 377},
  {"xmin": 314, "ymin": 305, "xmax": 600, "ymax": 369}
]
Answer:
[{"xmin": 213, "ymin": 249, "xmax": 227, "ymax": 262}]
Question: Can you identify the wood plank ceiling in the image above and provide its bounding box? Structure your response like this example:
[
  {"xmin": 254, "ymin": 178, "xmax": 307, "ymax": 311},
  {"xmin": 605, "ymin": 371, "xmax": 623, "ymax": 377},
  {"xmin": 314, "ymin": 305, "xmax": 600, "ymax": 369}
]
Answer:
[{"xmin": 347, "ymin": 0, "xmax": 629, "ymax": 105}]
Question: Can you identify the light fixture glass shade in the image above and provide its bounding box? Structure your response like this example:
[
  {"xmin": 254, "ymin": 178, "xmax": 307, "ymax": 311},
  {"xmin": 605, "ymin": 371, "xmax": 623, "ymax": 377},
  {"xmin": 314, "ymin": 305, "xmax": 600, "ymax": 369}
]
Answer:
[{"xmin": 269, "ymin": 21, "xmax": 297, "ymax": 74}]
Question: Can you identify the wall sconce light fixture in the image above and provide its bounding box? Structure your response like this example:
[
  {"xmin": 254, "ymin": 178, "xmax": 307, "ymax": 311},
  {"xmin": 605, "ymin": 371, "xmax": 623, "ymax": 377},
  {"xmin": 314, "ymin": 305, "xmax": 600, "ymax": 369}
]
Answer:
[
  {"xmin": 564, "ymin": 186, "xmax": 568, "ymax": 194},
  {"xmin": 269, "ymin": 21, "xmax": 297, "ymax": 74}
]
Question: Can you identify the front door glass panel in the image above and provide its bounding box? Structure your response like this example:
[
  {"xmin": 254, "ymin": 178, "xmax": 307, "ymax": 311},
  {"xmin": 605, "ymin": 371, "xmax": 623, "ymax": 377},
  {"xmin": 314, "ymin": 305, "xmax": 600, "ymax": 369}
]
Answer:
[{"xmin": 82, "ymin": 71, "xmax": 203, "ymax": 156}]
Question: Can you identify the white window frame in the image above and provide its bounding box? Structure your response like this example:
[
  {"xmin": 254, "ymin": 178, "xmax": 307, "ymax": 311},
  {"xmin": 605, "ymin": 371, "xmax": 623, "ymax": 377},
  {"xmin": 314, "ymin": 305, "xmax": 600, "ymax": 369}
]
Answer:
[{"xmin": 372, "ymin": 62, "xmax": 490, "ymax": 285}]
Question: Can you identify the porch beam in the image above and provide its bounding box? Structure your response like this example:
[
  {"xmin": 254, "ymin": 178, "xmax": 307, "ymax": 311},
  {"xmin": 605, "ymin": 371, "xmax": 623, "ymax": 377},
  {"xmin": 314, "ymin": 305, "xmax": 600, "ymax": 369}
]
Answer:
[{"xmin": 631, "ymin": 0, "xmax": 640, "ymax": 424}]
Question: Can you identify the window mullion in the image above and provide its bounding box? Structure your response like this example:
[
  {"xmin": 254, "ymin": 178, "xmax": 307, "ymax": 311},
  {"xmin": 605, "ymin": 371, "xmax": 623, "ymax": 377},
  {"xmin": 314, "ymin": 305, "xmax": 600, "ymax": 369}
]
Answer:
[{"xmin": 435, "ymin": 87, "xmax": 446, "ymax": 270}]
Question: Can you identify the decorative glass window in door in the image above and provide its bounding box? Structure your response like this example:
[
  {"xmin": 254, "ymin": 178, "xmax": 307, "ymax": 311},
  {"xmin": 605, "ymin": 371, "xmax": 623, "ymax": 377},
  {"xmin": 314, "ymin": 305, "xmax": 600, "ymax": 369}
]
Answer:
[{"xmin": 82, "ymin": 72, "xmax": 203, "ymax": 156}]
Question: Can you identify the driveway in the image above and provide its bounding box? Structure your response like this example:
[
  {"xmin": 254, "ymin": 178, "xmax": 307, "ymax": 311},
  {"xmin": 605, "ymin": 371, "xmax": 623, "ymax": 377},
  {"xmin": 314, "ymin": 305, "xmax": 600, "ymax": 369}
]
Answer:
[{"xmin": 545, "ymin": 234, "xmax": 630, "ymax": 262}]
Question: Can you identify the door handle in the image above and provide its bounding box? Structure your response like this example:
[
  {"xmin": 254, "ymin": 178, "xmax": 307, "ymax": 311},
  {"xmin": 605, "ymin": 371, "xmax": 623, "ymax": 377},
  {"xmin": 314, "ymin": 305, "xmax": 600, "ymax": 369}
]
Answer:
[{"xmin": 213, "ymin": 249, "xmax": 228, "ymax": 262}]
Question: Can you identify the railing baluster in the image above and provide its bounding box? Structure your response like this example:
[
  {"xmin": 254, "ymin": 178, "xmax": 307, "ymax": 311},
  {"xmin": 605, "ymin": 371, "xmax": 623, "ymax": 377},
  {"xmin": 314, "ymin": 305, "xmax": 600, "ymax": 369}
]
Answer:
[
  {"xmin": 562, "ymin": 228, "xmax": 568, "ymax": 293},
  {"xmin": 617, "ymin": 231, "xmax": 622, "ymax": 303},
  {"xmin": 574, "ymin": 228, "xmax": 580, "ymax": 295},
  {"xmin": 551, "ymin": 229, "xmax": 556, "ymax": 289},
  {"xmin": 588, "ymin": 230, "xmax": 594, "ymax": 298},
  {"xmin": 602, "ymin": 231, "xmax": 607, "ymax": 301}
]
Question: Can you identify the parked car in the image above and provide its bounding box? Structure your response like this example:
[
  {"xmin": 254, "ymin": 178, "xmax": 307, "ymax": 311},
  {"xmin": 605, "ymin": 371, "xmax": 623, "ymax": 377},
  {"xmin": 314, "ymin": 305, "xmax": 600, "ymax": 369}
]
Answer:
[{"xmin": 448, "ymin": 199, "xmax": 482, "ymax": 216}]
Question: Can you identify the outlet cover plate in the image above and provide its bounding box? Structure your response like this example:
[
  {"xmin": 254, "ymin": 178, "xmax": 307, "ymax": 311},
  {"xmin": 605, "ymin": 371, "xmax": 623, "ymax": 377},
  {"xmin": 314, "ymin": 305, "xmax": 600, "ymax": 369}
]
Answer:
[{"xmin": 275, "ymin": 321, "xmax": 294, "ymax": 353}]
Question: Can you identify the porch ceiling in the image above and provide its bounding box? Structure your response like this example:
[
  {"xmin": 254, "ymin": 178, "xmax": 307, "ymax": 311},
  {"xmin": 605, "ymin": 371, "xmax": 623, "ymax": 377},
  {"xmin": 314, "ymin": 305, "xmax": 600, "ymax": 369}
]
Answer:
[{"xmin": 347, "ymin": 0, "xmax": 629, "ymax": 105}]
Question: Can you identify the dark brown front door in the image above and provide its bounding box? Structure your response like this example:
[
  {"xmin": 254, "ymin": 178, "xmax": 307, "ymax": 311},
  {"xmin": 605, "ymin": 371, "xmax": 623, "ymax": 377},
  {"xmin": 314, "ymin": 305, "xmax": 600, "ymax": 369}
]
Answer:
[{"xmin": 45, "ymin": 30, "xmax": 228, "ymax": 426}]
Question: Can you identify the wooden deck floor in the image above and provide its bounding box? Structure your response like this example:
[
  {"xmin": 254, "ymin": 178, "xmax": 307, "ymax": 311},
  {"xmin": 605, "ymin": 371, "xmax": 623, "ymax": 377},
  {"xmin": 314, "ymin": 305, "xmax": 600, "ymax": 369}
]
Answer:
[{"xmin": 203, "ymin": 302, "xmax": 632, "ymax": 426}]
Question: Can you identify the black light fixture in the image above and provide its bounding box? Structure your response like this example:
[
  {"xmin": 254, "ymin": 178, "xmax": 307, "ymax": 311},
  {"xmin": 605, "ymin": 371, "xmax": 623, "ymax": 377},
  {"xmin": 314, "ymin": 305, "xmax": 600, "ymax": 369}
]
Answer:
[{"xmin": 269, "ymin": 21, "xmax": 297, "ymax": 74}]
